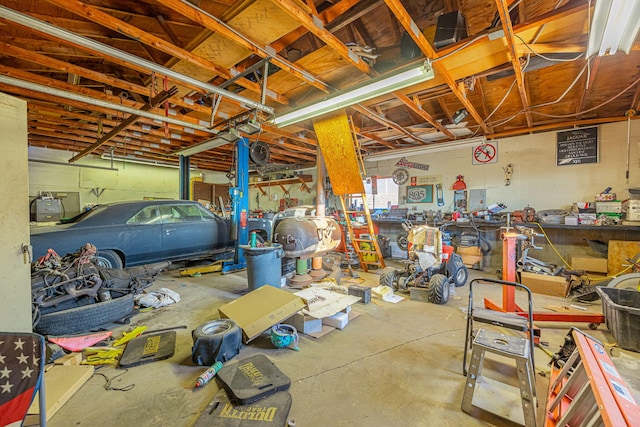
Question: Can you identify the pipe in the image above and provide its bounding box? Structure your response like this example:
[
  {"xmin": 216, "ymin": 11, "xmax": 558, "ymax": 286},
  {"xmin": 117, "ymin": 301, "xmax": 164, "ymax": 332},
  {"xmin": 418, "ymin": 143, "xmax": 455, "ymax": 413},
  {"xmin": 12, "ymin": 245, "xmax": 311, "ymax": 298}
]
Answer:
[
  {"xmin": 0, "ymin": 5, "xmax": 274, "ymax": 115},
  {"xmin": 0, "ymin": 74, "xmax": 214, "ymax": 133}
]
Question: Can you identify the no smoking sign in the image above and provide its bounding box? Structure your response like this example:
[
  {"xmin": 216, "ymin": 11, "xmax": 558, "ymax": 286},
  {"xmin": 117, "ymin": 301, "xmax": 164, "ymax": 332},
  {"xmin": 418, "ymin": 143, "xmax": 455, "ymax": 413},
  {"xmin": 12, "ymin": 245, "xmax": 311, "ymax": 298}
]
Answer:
[{"xmin": 472, "ymin": 142, "xmax": 498, "ymax": 165}]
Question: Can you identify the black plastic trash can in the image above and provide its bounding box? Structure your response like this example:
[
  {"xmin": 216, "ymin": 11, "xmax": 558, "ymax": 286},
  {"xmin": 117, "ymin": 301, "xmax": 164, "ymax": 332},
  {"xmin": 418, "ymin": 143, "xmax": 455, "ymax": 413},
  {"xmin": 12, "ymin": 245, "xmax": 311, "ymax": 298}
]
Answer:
[{"xmin": 242, "ymin": 244, "xmax": 284, "ymax": 291}]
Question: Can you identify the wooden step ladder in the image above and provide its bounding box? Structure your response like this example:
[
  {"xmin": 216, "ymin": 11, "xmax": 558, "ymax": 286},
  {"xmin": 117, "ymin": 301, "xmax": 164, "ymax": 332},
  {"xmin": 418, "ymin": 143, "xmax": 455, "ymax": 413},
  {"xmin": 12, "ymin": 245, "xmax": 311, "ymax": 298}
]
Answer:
[
  {"xmin": 338, "ymin": 193, "xmax": 385, "ymax": 272},
  {"xmin": 545, "ymin": 328, "xmax": 640, "ymax": 427}
]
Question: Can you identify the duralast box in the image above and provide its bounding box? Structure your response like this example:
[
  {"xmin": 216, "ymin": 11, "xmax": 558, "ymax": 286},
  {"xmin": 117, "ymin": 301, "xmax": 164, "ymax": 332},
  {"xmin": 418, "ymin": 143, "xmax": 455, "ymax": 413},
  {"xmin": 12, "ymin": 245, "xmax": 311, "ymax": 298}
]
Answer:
[{"xmin": 218, "ymin": 286, "xmax": 305, "ymax": 343}]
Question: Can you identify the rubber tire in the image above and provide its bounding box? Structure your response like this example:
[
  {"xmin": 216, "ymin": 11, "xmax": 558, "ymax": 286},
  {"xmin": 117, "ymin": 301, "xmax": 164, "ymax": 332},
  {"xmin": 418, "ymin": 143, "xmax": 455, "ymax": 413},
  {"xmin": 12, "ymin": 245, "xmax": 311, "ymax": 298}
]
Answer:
[
  {"xmin": 450, "ymin": 256, "xmax": 469, "ymax": 287},
  {"xmin": 380, "ymin": 267, "xmax": 399, "ymax": 291},
  {"xmin": 397, "ymin": 233, "xmax": 409, "ymax": 251},
  {"xmin": 428, "ymin": 274, "xmax": 450, "ymax": 305},
  {"xmin": 95, "ymin": 250, "xmax": 123, "ymax": 269},
  {"xmin": 193, "ymin": 319, "xmax": 236, "ymax": 340},
  {"xmin": 35, "ymin": 294, "xmax": 134, "ymax": 336},
  {"xmin": 607, "ymin": 273, "xmax": 640, "ymax": 290}
]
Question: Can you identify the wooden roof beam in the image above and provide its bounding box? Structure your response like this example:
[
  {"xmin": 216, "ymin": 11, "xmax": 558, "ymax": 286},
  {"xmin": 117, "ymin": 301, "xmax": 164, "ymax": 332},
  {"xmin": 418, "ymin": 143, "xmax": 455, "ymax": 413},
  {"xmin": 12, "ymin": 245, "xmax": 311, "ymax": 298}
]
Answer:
[
  {"xmin": 396, "ymin": 93, "xmax": 455, "ymax": 139},
  {"xmin": 575, "ymin": 57, "xmax": 600, "ymax": 118},
  {"xmin": 495, "ymin": 0, "xmax": 532, "ymax": 127},
  {"xmin": 359, "ymin": 131, "xmax": 396, "ymax": 149},
  {"xmin": 383, "ymin": 0, "xmax": 490, "ymax": 134},
  {"xmin": 42, "ymin": 0, "xmax": 289, "ymax": 105},
  {"xmin": 270, "ymin": 0, "xmax": 372, "ymax": 75},
  {"xmin": 155, "ymin": 0, "xmax": 329, "ymax": 94},
  {"xmin": 352, "ymin": 104, "xmax": 427, "ymax": 145}
]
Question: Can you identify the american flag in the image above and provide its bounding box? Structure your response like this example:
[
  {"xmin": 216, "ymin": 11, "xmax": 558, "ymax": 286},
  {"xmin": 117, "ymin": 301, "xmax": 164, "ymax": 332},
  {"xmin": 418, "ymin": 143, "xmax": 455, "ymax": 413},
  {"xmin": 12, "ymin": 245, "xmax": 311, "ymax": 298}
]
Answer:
[{"xmin": 0, "ymin": 333, "xmax": 44, "ymax": 427}]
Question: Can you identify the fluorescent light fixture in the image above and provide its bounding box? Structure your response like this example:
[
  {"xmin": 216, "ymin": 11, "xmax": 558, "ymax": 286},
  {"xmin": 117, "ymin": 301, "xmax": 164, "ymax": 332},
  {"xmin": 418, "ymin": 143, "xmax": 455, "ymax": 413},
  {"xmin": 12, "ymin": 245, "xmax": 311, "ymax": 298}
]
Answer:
[
  {"xmin": 272, "ymin": 61, "xmax": 435, "ymax": 127},
  {"xmin": 174, "ymin": 137, "xmax": 228, "ymax": 157},
  {"xmin": 588, "ymin": 0, "xmax": 640, "ymax": 56},
  {"xmin": 100, "ymin": 154, "xmax": 189, "ymax": 169},
  {"xmin": 365, "ymin": 137, "xmax": 487, "ymax": 162}
]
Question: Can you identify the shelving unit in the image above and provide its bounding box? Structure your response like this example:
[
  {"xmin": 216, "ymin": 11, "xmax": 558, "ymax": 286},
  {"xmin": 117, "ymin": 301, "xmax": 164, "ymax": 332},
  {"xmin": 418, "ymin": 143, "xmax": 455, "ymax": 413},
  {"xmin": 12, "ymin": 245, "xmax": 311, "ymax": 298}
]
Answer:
[{"xmin": 249, "ymin": 174, "xmax": 313, "ymax": 196}]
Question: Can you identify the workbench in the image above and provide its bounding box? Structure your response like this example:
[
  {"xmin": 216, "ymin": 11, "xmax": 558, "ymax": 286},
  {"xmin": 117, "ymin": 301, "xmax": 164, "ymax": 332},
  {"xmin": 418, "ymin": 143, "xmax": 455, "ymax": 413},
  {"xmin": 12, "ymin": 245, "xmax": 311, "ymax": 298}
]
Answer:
[{"xmin": 373, "ymin": 217, "xmax": 640, "ymax": 270}]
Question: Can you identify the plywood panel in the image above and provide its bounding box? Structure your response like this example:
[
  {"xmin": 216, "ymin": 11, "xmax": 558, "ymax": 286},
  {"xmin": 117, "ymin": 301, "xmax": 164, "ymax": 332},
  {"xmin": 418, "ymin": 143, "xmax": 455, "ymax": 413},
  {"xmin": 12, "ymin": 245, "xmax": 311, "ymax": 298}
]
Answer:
[
  {"xmin": 608, "ymin": 240, "xmax": 640, "ymax": 276},
  {"xmin": 313, "ymin": 111, "xmax": 364, "ymax": 196}
]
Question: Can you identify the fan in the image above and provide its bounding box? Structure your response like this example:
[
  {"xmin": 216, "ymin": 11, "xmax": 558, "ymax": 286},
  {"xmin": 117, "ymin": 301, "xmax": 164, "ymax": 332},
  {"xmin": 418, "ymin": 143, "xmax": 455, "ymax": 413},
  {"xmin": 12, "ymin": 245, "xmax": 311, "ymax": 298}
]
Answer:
[{"xmin": 249, "ymin": 141, "xmax": 270, "ymax": 165}]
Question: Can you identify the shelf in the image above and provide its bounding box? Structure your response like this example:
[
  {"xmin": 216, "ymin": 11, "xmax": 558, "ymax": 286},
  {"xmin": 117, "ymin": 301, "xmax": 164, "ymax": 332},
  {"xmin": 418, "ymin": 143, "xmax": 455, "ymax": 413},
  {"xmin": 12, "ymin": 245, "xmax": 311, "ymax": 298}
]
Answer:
[{"xmin": 250, "ymin": 174, "xmax": 313, "ymax": 195}]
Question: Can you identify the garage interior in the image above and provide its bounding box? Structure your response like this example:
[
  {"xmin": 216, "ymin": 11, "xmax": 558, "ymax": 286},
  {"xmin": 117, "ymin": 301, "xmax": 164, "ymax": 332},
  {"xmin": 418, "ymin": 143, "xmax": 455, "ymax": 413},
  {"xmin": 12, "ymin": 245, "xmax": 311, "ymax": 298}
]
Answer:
[{"xmin": 2, "ymin": 0, "xmax": 640, "ymax": 426}]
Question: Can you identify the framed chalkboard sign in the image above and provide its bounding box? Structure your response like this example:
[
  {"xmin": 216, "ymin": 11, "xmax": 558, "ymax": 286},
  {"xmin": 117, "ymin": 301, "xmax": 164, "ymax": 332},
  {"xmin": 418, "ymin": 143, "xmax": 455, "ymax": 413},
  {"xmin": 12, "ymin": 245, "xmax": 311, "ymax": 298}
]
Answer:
[
  {"xmin": 406, "ymin": 185, "xmax": 433, "ymax": 203},
  {"xmin": 556, "ymin": 127, "xmax": 598, "ymax": 166}
]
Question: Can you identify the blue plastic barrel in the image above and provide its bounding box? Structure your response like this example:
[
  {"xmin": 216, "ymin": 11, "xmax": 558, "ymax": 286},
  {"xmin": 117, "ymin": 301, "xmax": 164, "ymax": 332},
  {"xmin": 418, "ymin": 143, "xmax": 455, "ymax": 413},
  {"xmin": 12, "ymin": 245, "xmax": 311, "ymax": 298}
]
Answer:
[{"xmin": 241, "ymin": 244, "xmax": 284, "ymax": 291}]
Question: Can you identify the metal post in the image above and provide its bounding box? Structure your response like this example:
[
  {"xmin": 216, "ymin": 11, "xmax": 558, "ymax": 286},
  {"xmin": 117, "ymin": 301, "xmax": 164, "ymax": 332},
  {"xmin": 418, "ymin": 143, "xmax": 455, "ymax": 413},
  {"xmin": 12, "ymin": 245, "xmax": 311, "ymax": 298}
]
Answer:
[
  {"xmin": 179, "ymin": 155, "xmax": 190, "ymax": 200},
  {"xmin": 222, "ymin": 137, "xmax": 249, "ymax": 273}
]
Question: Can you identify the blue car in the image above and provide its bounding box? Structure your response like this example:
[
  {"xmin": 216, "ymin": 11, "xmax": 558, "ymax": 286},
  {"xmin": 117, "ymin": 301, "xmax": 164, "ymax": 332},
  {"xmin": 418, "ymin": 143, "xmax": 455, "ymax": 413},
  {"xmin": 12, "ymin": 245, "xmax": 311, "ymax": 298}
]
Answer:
[{"xmin": 30, "ymin": 200, "xmax": 233, "ymax": 268}]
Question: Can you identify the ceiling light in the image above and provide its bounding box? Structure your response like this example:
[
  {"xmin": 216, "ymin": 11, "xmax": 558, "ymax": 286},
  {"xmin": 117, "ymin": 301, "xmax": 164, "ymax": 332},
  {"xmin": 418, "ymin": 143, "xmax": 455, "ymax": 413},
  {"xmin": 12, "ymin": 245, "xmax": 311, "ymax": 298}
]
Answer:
[
  {"xmin": 272, "ymin": 61, "xmax": 435, "ymax": 127},
  {"xmin": 365, "ymin": 137, "xmax": 487, "ymax": 162},
  {"xmin": 588, "ymin": 0, "xmax": 640, "ymax": 56},
  {"xmin": 237, "ymin": 119, "xmax": 261, "ymax": 135},
  {"xmin": 174, "ymin": 137, "xmax": 228, "ymax": 157}
]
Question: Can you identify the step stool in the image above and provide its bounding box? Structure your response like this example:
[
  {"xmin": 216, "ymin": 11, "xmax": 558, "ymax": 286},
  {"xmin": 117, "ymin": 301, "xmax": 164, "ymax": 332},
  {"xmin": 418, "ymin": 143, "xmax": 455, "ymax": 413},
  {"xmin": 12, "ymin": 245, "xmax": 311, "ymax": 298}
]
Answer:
[{"xmin": 461, "ymin": 328, "xmax": 537, "ymax": 427}]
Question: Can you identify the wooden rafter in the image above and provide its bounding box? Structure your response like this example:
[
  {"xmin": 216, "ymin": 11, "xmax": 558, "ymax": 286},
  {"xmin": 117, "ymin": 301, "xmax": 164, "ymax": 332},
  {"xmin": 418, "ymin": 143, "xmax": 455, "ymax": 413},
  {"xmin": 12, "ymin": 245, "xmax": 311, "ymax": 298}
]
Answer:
[
  {"xmin": 154, "ymin": 0, "xmax": 330, "ymax": 93},
  {"xmin": 495, "ymin": 0, "xmax": 532, "ymax": 127},
  {"xmin": 42, "ymin": 0, "xmax": 289, "ymax": 105},
  {"xmin": 382, "ymin": 0, "xmax": 490, "ymax": 134},
  {"xmin": 270, "ymin": 0, "xmax": 372, "ymax": 75}
]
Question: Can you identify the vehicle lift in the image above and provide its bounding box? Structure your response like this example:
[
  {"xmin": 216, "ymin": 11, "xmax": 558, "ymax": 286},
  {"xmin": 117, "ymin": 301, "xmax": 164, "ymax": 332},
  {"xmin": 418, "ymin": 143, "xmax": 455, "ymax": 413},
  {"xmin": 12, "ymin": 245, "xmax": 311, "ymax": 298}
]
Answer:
[{"xmin": 222, "ymin": 137, "xmax": 249, "ymax": 274}]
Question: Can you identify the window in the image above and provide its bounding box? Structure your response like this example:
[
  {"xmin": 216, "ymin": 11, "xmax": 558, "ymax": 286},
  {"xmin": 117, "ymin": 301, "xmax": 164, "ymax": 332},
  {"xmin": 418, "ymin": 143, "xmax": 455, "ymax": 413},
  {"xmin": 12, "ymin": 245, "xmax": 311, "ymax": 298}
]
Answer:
[
  {"xmin": 127, "ymin": 205, "xmax": 159, "ymax": 225},
  {"xmin": 351, "ymin": 177, "xmax": 399, "ymax": 211}
]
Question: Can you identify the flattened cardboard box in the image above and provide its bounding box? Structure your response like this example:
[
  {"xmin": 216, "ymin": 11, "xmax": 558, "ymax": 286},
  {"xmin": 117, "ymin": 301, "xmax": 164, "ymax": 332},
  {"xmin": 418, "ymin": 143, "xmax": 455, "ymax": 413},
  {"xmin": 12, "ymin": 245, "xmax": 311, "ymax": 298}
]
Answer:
[{"xmin": 218, "ymin": 286, "xmax": 305, "ymax": 343}]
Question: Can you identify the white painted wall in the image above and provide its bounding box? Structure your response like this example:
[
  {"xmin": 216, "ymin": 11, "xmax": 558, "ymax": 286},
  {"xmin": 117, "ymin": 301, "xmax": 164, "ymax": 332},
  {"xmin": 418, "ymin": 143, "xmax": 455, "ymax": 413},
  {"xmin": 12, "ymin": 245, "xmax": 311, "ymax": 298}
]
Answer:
[
  {"xmin": 27, "ymin": 120, "xmax": 640, "ymax": 214},
  {"xmin": 28, "ymin": 147, "xmax": 231, "ymax": 209},
  {"xmin": 365, "ymin": 121, "xmax": 640, "ymax": 212},
  {"xmin": 0, "ymin": 93, "xmax": 32, "ymax": 332}
]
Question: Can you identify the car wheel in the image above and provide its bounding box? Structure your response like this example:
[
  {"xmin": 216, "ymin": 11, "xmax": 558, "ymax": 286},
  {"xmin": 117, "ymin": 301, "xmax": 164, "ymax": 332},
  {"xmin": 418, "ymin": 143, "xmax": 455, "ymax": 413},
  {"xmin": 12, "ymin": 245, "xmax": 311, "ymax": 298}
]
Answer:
[
  {"xmin": 428, "ymin": 274, "xmax": 450, "ymax": 305},
  {"xmin": 95, "ymin": 250, "xmax": 123, "ymax": 269},
  {"xmin": 397, "ymin": 233, "xmax": 409, "ymax": 251},
  {"xmin": 380, "ymin": 267, "xmax": 400, "ymax": 291},
  {"xmin": 453, "ymin": 265, "xmax": 469, "ymax": 287},
  {"xmin": 35, "ymin": 294, "xmax": 134, "ymax": 336},
  {"xmin": 192, "ymin": 319, "xmax": 242, "ymax": 365}
]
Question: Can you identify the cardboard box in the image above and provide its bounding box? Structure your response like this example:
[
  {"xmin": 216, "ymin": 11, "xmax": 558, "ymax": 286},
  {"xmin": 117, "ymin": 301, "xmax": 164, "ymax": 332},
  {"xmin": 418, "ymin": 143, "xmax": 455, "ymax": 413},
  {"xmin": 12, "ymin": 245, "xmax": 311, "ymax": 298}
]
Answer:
[
  {"xmin": 564, "ymin": 216, "xmax": 579, "ymax": 225},
  {"xmin": 322, "ymin": 312, "xmax": 349, "ymax": 330},
  {"xmin": 457, "ymin": 245, "xmax": 482, "ymax": 268},
  {"xmin": 596, "ymin": 193, "xmax": 616, "ymax": 201},
  {"xmin": 570, "ymin": 255, "xmax": 608, "ymax": 273},
  {"xmin": 284, "ymin": 312, "xmax": 322, "ymax": 335},
  {"xmin": 520, "ymin": 271, "xmax": 570, "ymax": 297},
  {"xmin": 596, "ymin": 201, "xmax": 622, "ymax": 213},
  {"xmin": 218, "ymin": 286, "xmax": 305, "ymax": 343}
]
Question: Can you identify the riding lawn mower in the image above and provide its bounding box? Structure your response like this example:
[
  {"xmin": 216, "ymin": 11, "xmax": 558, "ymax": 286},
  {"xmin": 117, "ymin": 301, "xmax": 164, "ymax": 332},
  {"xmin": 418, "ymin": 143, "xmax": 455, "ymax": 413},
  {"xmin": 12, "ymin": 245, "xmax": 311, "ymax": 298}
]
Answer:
[{"xmin": 379, "ymin": 224, "xmax": 469, "ymax": 304}]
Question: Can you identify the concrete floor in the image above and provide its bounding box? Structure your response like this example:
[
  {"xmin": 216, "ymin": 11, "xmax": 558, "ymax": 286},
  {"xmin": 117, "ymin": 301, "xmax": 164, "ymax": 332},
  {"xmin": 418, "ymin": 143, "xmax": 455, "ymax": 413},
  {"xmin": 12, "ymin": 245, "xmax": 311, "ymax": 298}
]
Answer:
[{"xmin": 48, "ymin": 260, "xmax": 640, "ymax": 427}]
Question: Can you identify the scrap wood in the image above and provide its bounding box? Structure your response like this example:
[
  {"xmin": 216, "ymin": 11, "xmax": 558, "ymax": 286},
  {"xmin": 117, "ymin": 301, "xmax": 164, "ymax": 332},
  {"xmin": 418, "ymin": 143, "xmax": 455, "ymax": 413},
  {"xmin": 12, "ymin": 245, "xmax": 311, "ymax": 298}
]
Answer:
[{"xmin": 25, "ymin": 365, "xmax": 94, "ymax": 425}]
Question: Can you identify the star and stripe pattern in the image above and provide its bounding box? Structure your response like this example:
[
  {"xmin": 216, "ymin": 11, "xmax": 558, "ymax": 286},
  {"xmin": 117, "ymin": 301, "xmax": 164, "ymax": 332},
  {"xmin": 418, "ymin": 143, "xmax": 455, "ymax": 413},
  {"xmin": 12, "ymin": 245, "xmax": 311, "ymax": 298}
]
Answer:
[{"xmin": 0, "ymin": 333, "xmax": 44, "ymax": 427}]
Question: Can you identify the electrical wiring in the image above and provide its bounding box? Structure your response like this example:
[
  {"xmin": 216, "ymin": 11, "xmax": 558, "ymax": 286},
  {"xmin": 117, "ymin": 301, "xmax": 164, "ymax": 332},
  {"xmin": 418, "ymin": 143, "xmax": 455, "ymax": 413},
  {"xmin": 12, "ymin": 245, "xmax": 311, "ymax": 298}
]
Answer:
[
  {"xmin": 514, "ymin": 34, "xmax": 583, "ymax": 62},
  {"xmin": 531, "ymin": 75, "xmax": 640, "ymax": 119}
]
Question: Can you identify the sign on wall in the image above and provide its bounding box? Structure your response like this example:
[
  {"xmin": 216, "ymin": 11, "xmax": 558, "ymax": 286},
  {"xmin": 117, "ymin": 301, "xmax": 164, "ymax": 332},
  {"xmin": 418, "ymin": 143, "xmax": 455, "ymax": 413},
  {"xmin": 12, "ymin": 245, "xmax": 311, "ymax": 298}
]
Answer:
[
  {"xmin": 472, "ymin": 142, "xmax": 498, "ymax": 164},
  {"xmin": 410, "ymin": 174, "xmax": 442, "ymax": 186},
  {"xmin": 406, "ymin": 185, "xmax": 433, "ymax": 203},
  {"xmin": 556, "ymin": 127, "xmax": 598, "ymax": 166}
]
